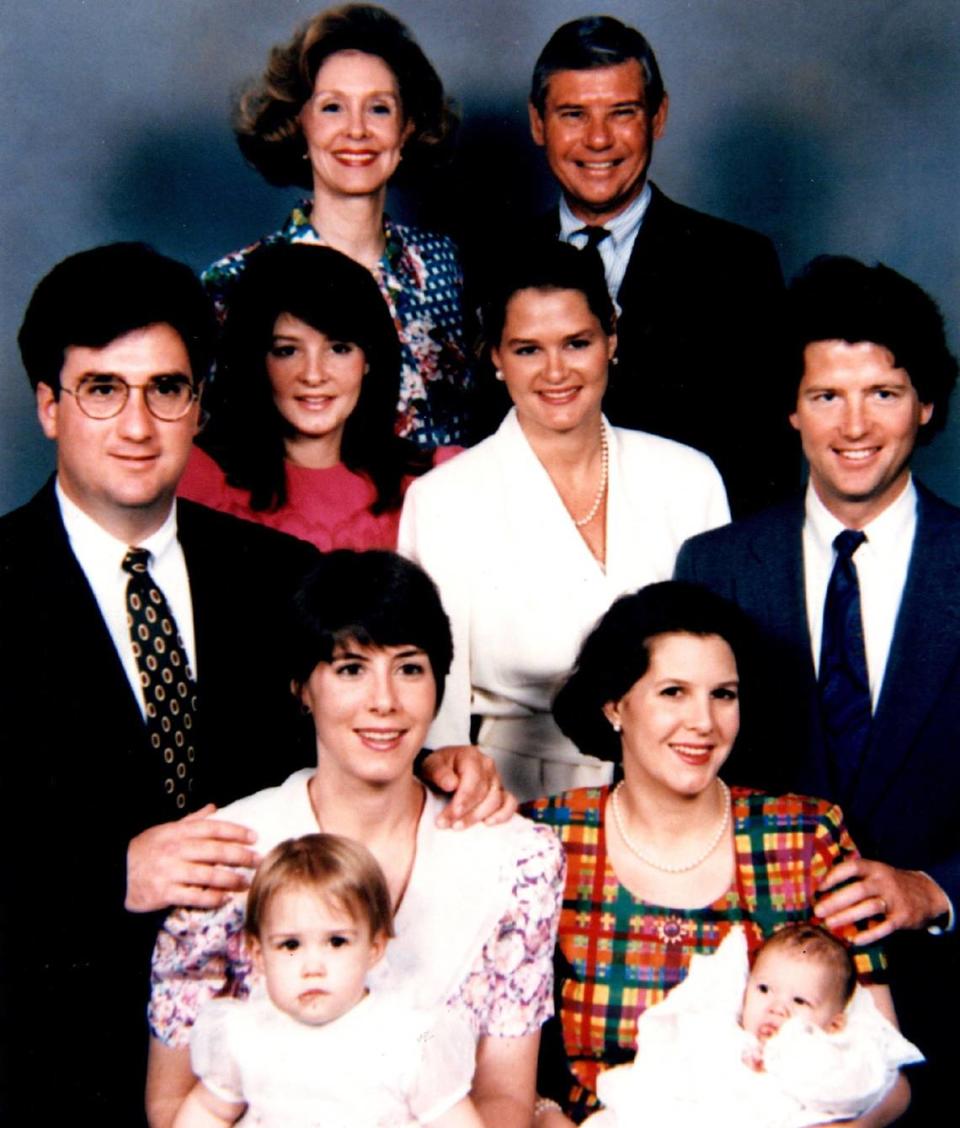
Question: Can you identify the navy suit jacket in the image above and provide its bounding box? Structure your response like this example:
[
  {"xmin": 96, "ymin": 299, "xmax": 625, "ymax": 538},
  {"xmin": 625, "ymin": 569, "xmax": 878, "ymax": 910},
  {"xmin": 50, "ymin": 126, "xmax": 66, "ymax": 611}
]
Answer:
[
  {"xmin": 675, "ymin": 483, "xmax": 960, "ymax": 1103},
  {"xmin": 0, "ymin": 482, "xmax": 319, "ymax": 1119},
  {"xmin": 529, "ymin": 184, "xmax": 798, "ymax": 516}
]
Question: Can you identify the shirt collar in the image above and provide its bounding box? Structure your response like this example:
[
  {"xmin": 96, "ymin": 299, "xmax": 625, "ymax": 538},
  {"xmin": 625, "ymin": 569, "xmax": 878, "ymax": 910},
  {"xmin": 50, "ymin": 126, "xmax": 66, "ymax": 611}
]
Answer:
[
  {"xmin": 283, "ymin": 202, "xmax": 424, "ymax": 292},
  {"xmin": 558, "ymin": 182, "xmax": 652, "ymax": 249},
  {"xmin": 56, "ymin": 478, "xmax": 179, "ymax": 566},
  {"xmin": 804, "ymin": 475, "xmax": 917, "ymax": 555}
]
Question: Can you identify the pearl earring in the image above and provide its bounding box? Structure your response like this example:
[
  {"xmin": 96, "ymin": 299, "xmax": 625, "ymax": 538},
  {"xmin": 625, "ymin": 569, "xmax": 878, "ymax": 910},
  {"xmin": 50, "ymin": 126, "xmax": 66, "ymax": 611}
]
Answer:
[
  {"xmin": 495, "ymin": 369, "xmax": 505, "ymax": 382},
  {"xmin": 612, "ymin": 720, "xmax": 622, "ymax": 733}
]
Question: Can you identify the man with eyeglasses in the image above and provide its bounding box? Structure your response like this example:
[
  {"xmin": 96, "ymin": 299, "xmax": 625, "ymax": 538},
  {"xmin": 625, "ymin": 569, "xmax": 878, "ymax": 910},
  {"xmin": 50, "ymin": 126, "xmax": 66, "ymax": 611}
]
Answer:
[
  {"xmin": 0, "ymin": 242, "xmax": 320, "ymax": 1121},
  {"xmin": 0, "ymin": 243, "xmax": 504, "ymax": 1121}
]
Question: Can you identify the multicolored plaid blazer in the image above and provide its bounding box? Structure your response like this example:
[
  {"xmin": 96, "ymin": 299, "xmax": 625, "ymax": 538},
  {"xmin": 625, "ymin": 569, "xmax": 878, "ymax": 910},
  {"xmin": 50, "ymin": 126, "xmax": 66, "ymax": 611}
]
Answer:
[{"xmin": 524, "ymin": 786, "xmax": 886, "ymax": 1122}]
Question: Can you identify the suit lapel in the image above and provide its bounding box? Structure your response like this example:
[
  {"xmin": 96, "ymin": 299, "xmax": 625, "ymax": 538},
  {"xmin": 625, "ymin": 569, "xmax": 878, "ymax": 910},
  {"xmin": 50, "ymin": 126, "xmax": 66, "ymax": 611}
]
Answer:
[
  {"xmin": 745, "ymin": 503, "xmax": 833, "ymax": 797},
  {"xmin": 746, "ymin": 503, "xmax": 810, "ymax": 647},
  {"xmin": 616, "ymin": 183, "xmax": 671, "ymax": 305},
  {"xmin": 176, "ymin": 500, "xmax": 223, "ymax": 687},
  {"xmin": 853, "ymin": 487, "xmax": 960, "ymax": 820},
  {"xmin": 28, "ymin": 482, "xmax": 146, "ymax": 740}
]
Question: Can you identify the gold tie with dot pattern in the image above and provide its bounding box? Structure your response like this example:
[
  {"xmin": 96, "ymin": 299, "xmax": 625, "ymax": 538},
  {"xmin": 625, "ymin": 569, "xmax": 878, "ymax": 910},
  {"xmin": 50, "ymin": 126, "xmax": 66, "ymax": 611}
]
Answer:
[{"xmin": 122, "ymin": 547, "xmax": 198, "ymax": 811}]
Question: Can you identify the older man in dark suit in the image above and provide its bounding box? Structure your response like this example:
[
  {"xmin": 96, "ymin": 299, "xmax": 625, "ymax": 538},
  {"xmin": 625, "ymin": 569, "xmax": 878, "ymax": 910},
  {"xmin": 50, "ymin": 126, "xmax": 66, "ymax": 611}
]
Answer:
[
  {"xmin": 676, "ymin": 255, "xmax": 959, "ymax": 1124},
  {"xmin": 526, "ymin": 15, "xmax": 795, "ymax": 515},
  {"xmin": 0, "ymin": 244, "xmax": 503, "ymax": 1123}
]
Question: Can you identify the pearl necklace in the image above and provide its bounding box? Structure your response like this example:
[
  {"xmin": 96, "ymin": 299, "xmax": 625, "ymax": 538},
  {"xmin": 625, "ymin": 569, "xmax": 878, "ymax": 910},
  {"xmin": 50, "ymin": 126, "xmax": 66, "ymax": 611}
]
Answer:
[
  {"xmin": 574, "ymin": 425, "xmax": 609, "ymax": 528},
  {"xmin": 610, "ymin": 780, "xmax": 731, "ymax": 874}
]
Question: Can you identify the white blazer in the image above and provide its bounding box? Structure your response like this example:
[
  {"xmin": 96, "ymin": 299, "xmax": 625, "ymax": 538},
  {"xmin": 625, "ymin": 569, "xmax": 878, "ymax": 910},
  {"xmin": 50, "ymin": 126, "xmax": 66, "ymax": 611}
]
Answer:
[{"xmin": 398, "ymin": 409, "xmax": 730, "ymax": 763}]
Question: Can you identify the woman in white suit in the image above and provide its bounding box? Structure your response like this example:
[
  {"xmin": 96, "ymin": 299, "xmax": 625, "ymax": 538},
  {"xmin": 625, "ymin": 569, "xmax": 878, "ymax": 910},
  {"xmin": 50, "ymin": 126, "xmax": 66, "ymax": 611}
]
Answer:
[{"xmin": 399, "ymin": 244, "xmax": 729, "ymax": 800}]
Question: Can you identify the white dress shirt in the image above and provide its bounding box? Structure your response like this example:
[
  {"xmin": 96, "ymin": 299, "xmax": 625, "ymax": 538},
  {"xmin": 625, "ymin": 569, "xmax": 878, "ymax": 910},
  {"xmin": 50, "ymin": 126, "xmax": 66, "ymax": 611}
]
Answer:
[
  {"xmin": 559, "ymin": 183, "xmax": 652, "ymax": 304},
  {"xmin": 56, "ymin": 482, "xmax": 196, "ymax": 716},
  {"xmin": 802, "ymin": 478, "xmax": 916, "ymax": 709}
]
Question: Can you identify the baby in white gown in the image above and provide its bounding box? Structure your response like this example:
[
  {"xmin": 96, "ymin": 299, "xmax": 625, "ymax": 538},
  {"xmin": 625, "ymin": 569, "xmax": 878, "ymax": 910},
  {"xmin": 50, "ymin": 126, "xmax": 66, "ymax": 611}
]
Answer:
[
  {"xmin": 173, "ymin": 834, "xmax": 480, "ymax": 1128},
  {"xmin": 586, "ymin": 924, "xmax": 922, "ymax": 1128}
]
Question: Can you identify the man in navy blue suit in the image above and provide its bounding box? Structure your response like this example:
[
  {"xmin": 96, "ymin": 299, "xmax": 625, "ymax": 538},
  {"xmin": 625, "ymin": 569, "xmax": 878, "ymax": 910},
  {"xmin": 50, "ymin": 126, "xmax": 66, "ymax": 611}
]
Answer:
[
  {"xmin": 676, "ymin": 255, "xmax": 959, "ymax": 1123},
  {"xmin": 524, "ymin": 15, "xmax": 795, "ymax": 515}
]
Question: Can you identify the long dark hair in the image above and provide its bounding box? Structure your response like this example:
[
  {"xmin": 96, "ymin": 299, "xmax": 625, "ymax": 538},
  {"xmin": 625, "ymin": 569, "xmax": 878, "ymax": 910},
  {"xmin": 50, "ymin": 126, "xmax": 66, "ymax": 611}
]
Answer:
[{"xmin": 200, "ymin": 243, "xmax": 430, "ymax": 512}]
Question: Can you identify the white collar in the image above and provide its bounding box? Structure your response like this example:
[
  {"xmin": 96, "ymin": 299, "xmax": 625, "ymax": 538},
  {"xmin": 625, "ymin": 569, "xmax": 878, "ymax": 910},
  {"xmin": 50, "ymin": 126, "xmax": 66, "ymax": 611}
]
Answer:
[
  {"xmin": 804, "ymin": 476, "xmax": 917, "ymax": 556},
  {"xmin": 56, "ymin": 478, "xmax": 178, "ymax": 565},
  {"xmin": 559, "ymin": 182, "xmax": 653, "ymax": 248}
]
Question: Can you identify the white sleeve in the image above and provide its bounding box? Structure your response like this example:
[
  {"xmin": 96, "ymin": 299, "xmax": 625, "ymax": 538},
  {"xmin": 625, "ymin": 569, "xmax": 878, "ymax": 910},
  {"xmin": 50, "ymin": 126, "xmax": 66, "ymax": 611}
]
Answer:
[
  {"xmin": 763, "ymin": 987, "xmax": 924, "ymax": 1121},
  {"xmin": 682, "ymin": 447, "xmax": 730, "ymax": 535},
  {"xmin": 405, "ymin": 1009, "xmax": 476, "ymax": 1125},
  {"xmin": 398, "ymin": 477, "xmax": 473, "ymax": 747},
  {"xmin": 189, "ymin": 998, "xmax": 245, "ymax": 1105}
]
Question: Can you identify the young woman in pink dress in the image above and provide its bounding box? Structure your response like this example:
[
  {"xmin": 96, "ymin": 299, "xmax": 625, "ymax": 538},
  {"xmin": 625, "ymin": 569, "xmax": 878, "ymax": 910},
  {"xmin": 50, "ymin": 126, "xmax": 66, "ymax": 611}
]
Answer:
[{"xmin": 179, "ymin": 243, "xmax": 457, "ymax": 550}]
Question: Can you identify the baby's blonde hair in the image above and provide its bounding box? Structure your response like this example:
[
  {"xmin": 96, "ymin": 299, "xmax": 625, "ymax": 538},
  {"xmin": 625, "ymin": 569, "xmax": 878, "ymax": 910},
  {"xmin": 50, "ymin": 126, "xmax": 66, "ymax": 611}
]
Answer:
[{"xmin": 245, "ymin": 833, "xmax": 395, "ymax": 942}]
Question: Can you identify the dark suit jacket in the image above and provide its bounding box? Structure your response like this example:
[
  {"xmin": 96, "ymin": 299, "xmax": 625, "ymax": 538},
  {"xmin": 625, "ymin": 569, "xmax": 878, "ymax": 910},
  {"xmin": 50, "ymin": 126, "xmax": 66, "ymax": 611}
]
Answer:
[
  {"xmin": 0, "ymin": 483, "xmax": 319, "ymax": 1120},
  {"xmin": 675, "ymin": 483, "xmax": 960, "ymax": 1114},
  {"xmin": 533, "ymin": 184, "xmax": 798, "ymax": 516}
]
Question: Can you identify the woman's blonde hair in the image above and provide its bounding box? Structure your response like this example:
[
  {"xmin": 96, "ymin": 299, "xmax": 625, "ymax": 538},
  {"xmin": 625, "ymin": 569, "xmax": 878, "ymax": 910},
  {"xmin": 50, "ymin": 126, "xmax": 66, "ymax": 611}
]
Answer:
[{"xmin": 234, "ymin": 4, "xmax": 454, "ymax": 189}]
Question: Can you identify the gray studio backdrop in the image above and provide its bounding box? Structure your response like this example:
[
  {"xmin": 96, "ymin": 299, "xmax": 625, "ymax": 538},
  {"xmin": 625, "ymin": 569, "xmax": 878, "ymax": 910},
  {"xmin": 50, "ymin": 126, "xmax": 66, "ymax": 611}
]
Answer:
[{"xmin": 2, "ymin": 0, "xmax": 958, "ymax": 513}]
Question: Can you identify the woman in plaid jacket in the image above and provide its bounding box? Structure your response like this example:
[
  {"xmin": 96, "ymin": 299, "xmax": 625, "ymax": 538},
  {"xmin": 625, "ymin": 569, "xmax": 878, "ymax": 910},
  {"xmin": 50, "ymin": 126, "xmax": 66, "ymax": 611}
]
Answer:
[{"xmin": 524, "ymin": 582, "xmax": 910, "ymax": 1127}]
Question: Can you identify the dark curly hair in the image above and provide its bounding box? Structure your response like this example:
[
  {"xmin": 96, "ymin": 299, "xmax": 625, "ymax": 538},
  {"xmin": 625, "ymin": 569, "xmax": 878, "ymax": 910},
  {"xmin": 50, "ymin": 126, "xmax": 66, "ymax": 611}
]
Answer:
[
  {"xmin": 199, "ymin": 243, "xmax": 430, "ymax": 513},
  {"xmin": 553, "ymin": 581, "xmax": 754, "ymax": 764},
  {"xmin": 787, "ymin": 255, "xmax": 958, "ymax": 442},
  {"xmin": 234, "ymin": 4, "xmax": 454, "ymax": 189}
]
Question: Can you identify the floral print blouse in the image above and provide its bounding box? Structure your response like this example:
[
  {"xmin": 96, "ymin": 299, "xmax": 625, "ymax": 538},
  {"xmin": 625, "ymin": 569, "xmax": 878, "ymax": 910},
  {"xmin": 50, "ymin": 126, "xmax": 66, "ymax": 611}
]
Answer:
[
  {"xmin": 150, "ymin": 773, "xmax": 564, "ymax": 1048},
  {"xmin": 202, "ymin": 205, "xmax": 470, "ymax": 448}
]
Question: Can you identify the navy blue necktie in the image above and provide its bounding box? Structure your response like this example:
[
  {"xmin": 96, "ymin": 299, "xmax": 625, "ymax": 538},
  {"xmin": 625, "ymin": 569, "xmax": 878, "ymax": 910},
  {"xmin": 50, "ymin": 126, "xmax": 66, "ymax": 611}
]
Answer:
[
  {"xmin": 819, "ymin": 529, "xmax": 871, "ymax": 804},
  {"xmin": 574, "ymin": 225, "xmax": 610, "ymax": 252}
]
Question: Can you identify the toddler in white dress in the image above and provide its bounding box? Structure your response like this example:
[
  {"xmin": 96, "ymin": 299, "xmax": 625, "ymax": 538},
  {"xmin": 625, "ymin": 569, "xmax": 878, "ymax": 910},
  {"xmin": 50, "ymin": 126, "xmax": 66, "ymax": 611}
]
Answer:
[
  {"xmin": 173, "ymin": 834, "xmax": 480, "ymax": 1128},
  {"xmin": 587, "ymin": 924, "xmax": 922, "ymax": 1128}
]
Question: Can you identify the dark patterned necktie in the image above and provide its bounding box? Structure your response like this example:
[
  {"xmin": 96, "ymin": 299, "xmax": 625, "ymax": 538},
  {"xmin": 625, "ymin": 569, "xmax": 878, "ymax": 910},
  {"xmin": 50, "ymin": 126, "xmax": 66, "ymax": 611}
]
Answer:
[
  {"xmin": 818, "ymin": 529, "xmax": 871, "ymax": 803},
  {"xmin": 574, "ymin": 225, "xmax": 611, "ymax": 252},
  {"xmin": 122, "ymin": 547, "xmax": 198, "ymax": 811}
]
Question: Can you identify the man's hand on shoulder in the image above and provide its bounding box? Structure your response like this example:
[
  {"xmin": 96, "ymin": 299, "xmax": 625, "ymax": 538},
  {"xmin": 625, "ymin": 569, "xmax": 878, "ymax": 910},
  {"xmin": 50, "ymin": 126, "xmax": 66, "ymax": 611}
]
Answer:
[
  {"xmin": 419, "ymin": 745, "xmax": 518, "ymax": 829},
  {"xmin": 126, "ymin": 804, "xmax": 260, "ymax": 912},
  {"xmin": 815, "ymin": 856, "xmax": 951, "ymax": 945}
]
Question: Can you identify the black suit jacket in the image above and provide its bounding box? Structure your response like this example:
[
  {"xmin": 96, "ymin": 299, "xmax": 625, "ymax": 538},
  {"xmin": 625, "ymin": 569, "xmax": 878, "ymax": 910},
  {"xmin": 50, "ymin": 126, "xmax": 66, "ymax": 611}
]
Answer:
[
  {"xmin": 533, "ymin": 185, "xmax": 798, "ymax": 515},
  {"xmin": 675, "ymin": 483, "xmax": 960, "ymax": 1113},
  {"xmin": 0, "ymin": 483, "xmax": 319, "ymax": 1120}
]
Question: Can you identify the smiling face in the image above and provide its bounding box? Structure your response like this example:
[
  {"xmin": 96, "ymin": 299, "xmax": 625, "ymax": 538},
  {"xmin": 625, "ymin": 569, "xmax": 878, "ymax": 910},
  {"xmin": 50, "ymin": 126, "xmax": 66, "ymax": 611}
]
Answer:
[
  {"xmin": 299, "ymin": 641, "xmax": 436, "ymax": 786},
  {"xmin": 267, "ymin": 312, "xmax": 367, "ymax": 461},
  {"xmin": 36, "ymin": 322, "xmax": 201, "ymax": 543},
  {"xmin": 300, "ymin": 50, "xmax": 413, "ymax": 202},
  {"xmin": 790, "ymin": 339, "xmax": 933, "ymax": 528},
  {"xmin": 251, "ymin": 885, "xmax": 385, "ymax": 1026},
  {"xmin": 530, "ymin": 61, "xmax": 668, "ymax": 224},
  {"xmin": 604, "ymin": 633, "xmax": 740, "ymax": 799},
  {"xmin": 741, "ymin": 946, "xmax": 847, "ymax": 1041},
  {"xmin": 491, "ymin": 287, "xmax": 615, "ymax": 441}
]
